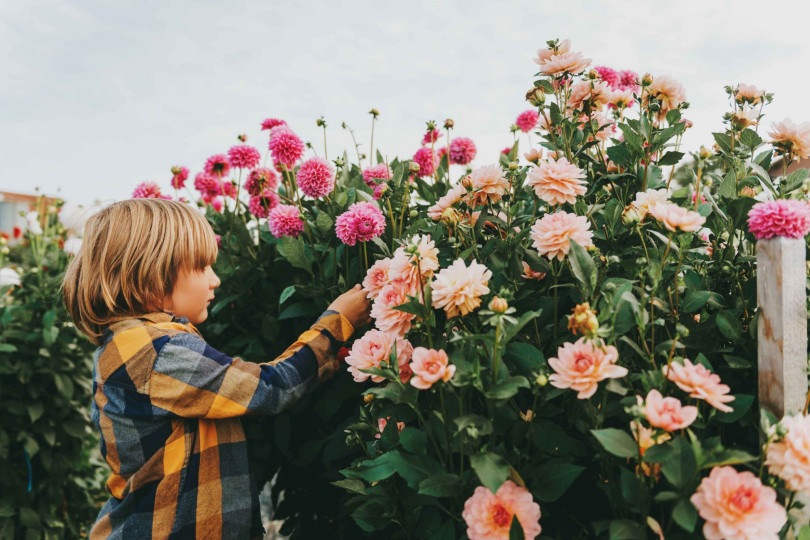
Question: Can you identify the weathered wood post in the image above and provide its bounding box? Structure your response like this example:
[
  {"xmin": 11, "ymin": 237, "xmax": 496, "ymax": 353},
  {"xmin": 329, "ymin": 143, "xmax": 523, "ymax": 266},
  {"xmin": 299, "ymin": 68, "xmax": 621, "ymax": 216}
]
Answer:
[{"xmin": 757, "ymin": 236, "xmax": 807, "ymax": 419}]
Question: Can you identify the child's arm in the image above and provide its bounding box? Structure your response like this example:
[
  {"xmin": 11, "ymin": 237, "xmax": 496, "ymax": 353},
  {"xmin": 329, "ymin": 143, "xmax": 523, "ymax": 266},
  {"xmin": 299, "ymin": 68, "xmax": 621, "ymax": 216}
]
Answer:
[{"xmin": 148, "ymin": 285, "xmax": 370, "ymax": 418}]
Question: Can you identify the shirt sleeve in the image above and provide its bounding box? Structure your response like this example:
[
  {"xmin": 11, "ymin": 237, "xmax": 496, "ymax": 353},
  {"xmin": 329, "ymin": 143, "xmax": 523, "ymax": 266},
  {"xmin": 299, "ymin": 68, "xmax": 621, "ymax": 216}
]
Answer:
[{"xmin": 148, "ymin": 310, "xmax": 354, "ymax": 418}]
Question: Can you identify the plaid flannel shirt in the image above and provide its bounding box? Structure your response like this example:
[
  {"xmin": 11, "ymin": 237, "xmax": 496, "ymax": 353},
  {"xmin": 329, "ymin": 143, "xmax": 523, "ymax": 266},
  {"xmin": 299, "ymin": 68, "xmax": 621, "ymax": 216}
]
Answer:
[{"xmin": 88, "ymin": 310, "xmax": 354, "ymax": 539}]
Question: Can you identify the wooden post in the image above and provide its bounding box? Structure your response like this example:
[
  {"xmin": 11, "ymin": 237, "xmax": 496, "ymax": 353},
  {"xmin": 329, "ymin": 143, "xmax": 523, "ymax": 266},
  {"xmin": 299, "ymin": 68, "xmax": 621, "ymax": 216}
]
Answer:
[{"xmin": 757, "ymin": 237, "xmax": 808, "ymax": 419}]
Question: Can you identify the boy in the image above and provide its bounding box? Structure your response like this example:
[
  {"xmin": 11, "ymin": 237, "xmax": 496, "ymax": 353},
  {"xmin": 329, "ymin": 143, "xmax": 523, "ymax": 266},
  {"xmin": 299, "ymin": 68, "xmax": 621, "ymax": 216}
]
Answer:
[{"xmin": 62, "ymin": 199, "xmax": 370, "ymax": 539}]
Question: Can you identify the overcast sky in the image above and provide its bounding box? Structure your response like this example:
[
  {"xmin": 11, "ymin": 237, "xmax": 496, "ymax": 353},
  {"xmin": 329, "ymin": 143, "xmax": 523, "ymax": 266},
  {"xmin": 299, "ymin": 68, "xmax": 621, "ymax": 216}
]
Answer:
[{"xmin": 2, "ymin": 0, "xmax": 809, "ymax": 205}]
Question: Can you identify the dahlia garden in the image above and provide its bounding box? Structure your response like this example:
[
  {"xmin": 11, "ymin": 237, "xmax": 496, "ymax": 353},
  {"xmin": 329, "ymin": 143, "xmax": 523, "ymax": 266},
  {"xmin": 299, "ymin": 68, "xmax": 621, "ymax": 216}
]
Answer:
[{"xmin": 5, "ymin": 38, "xmax": 810, "ymax": 539}]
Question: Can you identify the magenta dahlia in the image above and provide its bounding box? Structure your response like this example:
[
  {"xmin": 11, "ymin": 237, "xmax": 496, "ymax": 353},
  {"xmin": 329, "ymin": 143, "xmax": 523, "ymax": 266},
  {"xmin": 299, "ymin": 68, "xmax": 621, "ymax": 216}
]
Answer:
[
  {"xmin": 422, "ymin": 128, "xmax": 443, "ymax": 145},
  {"xmin": 593, "ymin": 66, "xmax": 620, "ymax": 90},
  {"xmin": 335, "ymin": 202, "xmax": 386, "ymax": 246},
  {"xmin": 132, "ymin": 181, "xmax": 163, "ymax": 199},
  {"xmin": 248, "ymin": 190, "xmax": 280, "ymax": 218},
  {"xmin": 449, "ymin": 137, "xmax": 477, "ymax": 165},
  {"xmin": 516, "ymin": 110, "xmax": 540, "ymax": 133},
  {"xmin": 268, "ymin": 204, "xmax": 304, "ymax": 238},
  {"xmin": 261, "ymin": 118, "xmax": 287, "ymax": 131},
  {"xmin": 362, "ymin": 164, "xmax": 393, "ymax": 187},
  {"xmin": 269, "ymin": 127, "xmax": 305, "ymax": 167},
  {"xmin": 245, "ymin": 167, "xmax": 279, "ymax": 196},
  {"xmin": 204, "ymin": 154, "xmax": 231, "ymax": 177},
  {"xmin": 618, "ymin": 70, "xmax": 639, "ymax": 91},
  {"xmin": 373, "ymin": 182, "xmax": 388, "ymax": 200},
  {"xmin": 194, "ymin": 172, "xmax": 219, "ymax": 197},
  {"xmin": 296, "ymin": 157, "xmax": 335, "ymax": 198},
  {"xmin": 747, "ymin": 199, "xmax": 810, "ymax": 240},
  {"xmin": 171, "ymin": 166, "xmax": 189, "ymax": 189},
  {"xmin": 228, "ymin": 144, "xmax": 262, "ymax": 169},
  {"xmin": 412, "ymin": 147, "xmax": 438, "ymax": 178}
]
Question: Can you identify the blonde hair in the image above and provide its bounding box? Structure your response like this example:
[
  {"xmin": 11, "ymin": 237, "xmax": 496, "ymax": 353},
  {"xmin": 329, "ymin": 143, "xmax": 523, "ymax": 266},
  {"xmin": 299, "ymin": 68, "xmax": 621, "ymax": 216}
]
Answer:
[{"xmin": 63, "ymin": 199, "xmax": 218, "ymax": 344}]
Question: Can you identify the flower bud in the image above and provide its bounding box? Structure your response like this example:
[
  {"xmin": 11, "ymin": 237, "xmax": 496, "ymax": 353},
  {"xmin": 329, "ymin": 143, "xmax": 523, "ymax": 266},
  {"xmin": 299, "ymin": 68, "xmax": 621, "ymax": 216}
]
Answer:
[
  {"xmin": 426, "ymin": 120, "xmax": 436, "ymax": 131},
  {"xmin": 508, "ymin": 161, "xmax": 518, "ymax": 171},
  {"xmin": 369, "ymin": 108, "xmax": 380, "ymax": 117},
  {"xmin": 587, "ymin": 69, "xmax": 600, "ymax": 80},
  {"xmin": 441, "ymin": 208, "xmax": 460, "ymax": 226},
  {"xmin": 0, "ymin": 246, "xmax": 8, "ymax": 255},
  {"xmin": 0, "ymin": 237, "xmax": 6, "ymax": 246},
  {"xmin": 316, "ymin": 117, "xmax": 326, "ymax": 127},
  {"xmin": 443, "ymin": 118, "xmax": 455, "ymax": 129},
  {"xmin": 523, "ymin": 148, "xmax": 543, "ymax": 164},
  {"xmin": 699, "ymin": 146, "xmax": 712, "ymax": 159},
  {"xmin": 364, "ymin": 393, "xmax": 374, "ymax": 403},
  {"xmin": 409, "ymin": 209, "xmax": 418, "ymax": 218},
  {"xmin": 509, "ymin": 124, "xmax": 520, "ymax": 133},
  {"xmin": 461, "ymin": 175, "xmax": 473, "ymax": 189},
  {"xmin": 171, "ymin": 166, "xmax": 182, "ymax": 175},
  {"xmin": 334, "ymin": 158, "xmax": 345, "ymax": 167},
  {"xmin": 567, "ymin": 302, "xmax": 599, "ymax": 336},
  {"xmin": 535, "ymin": 373, "xmax": 548, "ymax": 387},
  {"xmin": 621, "ymin": 205, "xmax": 643, "ymax": 225},
  {"xmin": 408, "ymin": 161, "xmax": 421, "ymax": 173},
  {"xmin": 238, "ymin": 134, "xmax": 247, "ymax": 142},
  {"xmin": 525, "ymin": 87, "xmax": 545, "ymax": 107},
  {"xmin": 641, "ymin": 73, "xmax": 654, "ymax": 86},
  {"xmin": 489, "ymin": 296, "xmax": 509, "ymax": 313},
  {"xmin": 740, "ymin": 186, "xmax": 757, "ymax": 198}
]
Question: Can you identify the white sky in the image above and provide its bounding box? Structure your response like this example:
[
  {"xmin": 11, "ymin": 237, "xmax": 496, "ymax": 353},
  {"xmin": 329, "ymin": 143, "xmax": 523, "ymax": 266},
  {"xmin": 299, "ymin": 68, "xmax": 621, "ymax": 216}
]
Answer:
[{"xmin": 2, "ymin": 0, "xmax": 810, "ymax": 205}]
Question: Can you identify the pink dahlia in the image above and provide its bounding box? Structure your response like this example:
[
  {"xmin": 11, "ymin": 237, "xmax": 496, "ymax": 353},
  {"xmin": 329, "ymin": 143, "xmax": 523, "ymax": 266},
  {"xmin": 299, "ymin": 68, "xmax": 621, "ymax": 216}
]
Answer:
[
  {"xmin": 650, "ymin": 202, "xmax": 706, "ymax": 232},
  {"xmin": 335, "ymin": 202, "xmax": 386, "ymax": 246},
  {"xmin": 530, "ymin": 211, "xmax": 594, "ymax": 261},
  {"xmin": 663, "ymin": 359, "xmax": 735, "ymax": 413},
  {"xmin": 363, "ymin": 257, "xmax": 393, "ymax": 300},
  {"xmin": 248, "ymin": 190, "xmax": 280, "ymax": 218},
  {"xmin": 638, "ymin": 389, "xmax": 698, "ymax": 432},
  {"xmin": 462, "ymin": 480, "xmax": 542, "ymax": 540},
  {"xmin": 269, "ymin": 127, "xmax": 305, "ymax": 167},
  {"xmin": 449, "ymin": 137, "xmax": 477, "ymax": 165},
  {"xmin": 422, "ymin": 128, "xmax": 443, "ymax": 145},
  {"xmin": 538, "ymin": 50, "xmax": 592, "ymax": 76},
  {"xmin": 268, "ymin": 204, "xmax": 304, "ymax": 238},
  {"xmin": 412, "ymin": 146, "xmax": 438, "ymax": 178},
  {"xmin": 534, "ymin": 39, "xmax": 570, "ymax": 65},
  {"xmin": 469, "ymin": 163, "xmax": 509, "ymax": 206},
  {"xmin": 297, "ymin": 157, "xmax": 335, "ymax": 198},
  {"xmin": 194, "ymin": 172, "xmax": 220, "ymax": 197},
  {"xmin": 428, "ymin": 184, "xmax": 467, "ymax": 221},
  {"xmin": 567, "ymin": 79, "xmax": 611, "ymax": 111},
  {"xmin": 388, "ymin": 235, "xmax": 440, "ymax": 288},
  {"xmin": 204, "ymin": 154, "xmax": 231, "ymax": 178},
  {"xmin": 765, "ymin": 413, "xmax": 810, "ymax": 493},
  {"xmin": 609, "ymin": 89, "xmax": 636, "ymax": 110},
  {"xmin": 170, "ymin": 166, "xmax": 189, "ymax": 189},
  {"xmin": 209, "ymin": 196, "xmax": 224, "ymax": 212},
  {"xmin": 736, "ymin": 83, "xmax": 765, "ymax": 105},
  {"xmin": 227, "ymin": 144, "xmax": 262, "ymax": 169},
  {"xmin": 431, "ymin": 258, "xmax": 492, "ymax": 319},
  {"xmin": 362, "ymin": 163, "xmax": 393, "ymax": 187},
  {"xmin": 748, "ymin": 199, "xmax": 810, "ymax": 240},
  {"xmin": 372, "ymin": 182, "xmax": 388, "ymax": 200},
  {"xmin": 647, "ymin": 75, "xmax": 687, "ymax": 116},
  {"xmin": 501, "ymin": 147, "xmax": 512, "ymax": 155},
  {"xmin": 409, "ymin": 347, "xmax": 455, "ymax": 389},
  {"xmin": 371, "ymin": 281, "xmax": 416, "ymax": 336},
  {"xmin": 593, "ymin": 66, "xmax": 620, "ymax": 90},
  {"xmin": 548, "ymin": 337, "xmax": 627, "ymax": 399},
  {"xmin": 691, "ymin": 467, "xmax": 786, "ymax": 540},
  {"xmin": 618, "ymin": 70, "xmax": 639, "ymax": 91},
  {"xmin": 345, "ymin": 329, "xmax": 413, "ymax": 383},
  {"xmin": 132, "ymin": 181, "xmax": 163, "ymax": 199},
  {"xmin": 527, "ymin": 157, "xmax": 587, "ymax": 206},
  {"xmin": 245, "ymin": 167, "xmax": 279, "ymax": 196},
  {"xmin": 261, "ymin": 118, "xmax": 287, "ymax": 131},
  {"xmin": 516, "ymin": 110, "xmax": 539, "ymax": 133}
]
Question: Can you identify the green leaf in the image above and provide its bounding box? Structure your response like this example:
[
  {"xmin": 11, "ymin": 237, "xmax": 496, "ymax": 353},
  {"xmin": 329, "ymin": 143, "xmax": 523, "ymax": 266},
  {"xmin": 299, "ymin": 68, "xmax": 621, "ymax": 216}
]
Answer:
[
  {"xmin": 591, "ymin": 429, "xmax": 638, "ymax": 459},
  {"xmin": 657, "ymin": 151, "xmax": 684, "ymax": 166},
  {"xmin": 672, "ymin": 499, "xmax": 698, "ymax": 533},
  {"xmin": 331, "ymin": 478, "xmax": 366, "ymax": 494},
  {"xmin": 279, "ymin": 285, "xmax": 296, "ymax": 306},
  {"xmin": 399, "ymin": 427, "xmax": 427, "ymax": 455},
  {"xmin": 532, "ymin": 461, "xmax": 585, "ymax": 502},
  {"xmin": 485, "ymin": 376, "xmax": 530, "ymax": 400},
  {"xmin": 798, "ymin": 525, "xmax": 810, "ymax": 540},
  {"xmin": 701, "ymin": 448, "xmax": 757, "ymax": 469},
  {"xmin": 277, "ymin": 236, "xmax": 313, "ymax": 275},
  {"xmin": 470, "ymin": 452, "xmax": 511, "ymax": 493},
  {"xmin": 454, "ymin": 415, "xmax": 493, "ymax": 438},
  {"xmin": 659, "ymin": 437, "xmax": 697, "ymax": 489},
  {"xmin": 718, "ymin": 170, "xmax": 737, "ymax": 199},
  {"xmin": 620, "ymin": 467, "xmax": 647, "ymax": 512},
  {"xmin": 503, "ymin": 342, "xmax": 544, "ymax": 378},
  {"xmin": 342, "ymin": 453, "xmax": 397, "ymax": 484},
  {"xmin": 727, "ymin": 196, "xmax": 757, "ymax": 230},
  {"xmin": 509, "ymin": 515, "xmax": 525, "ymax": 540},
  {"xmin": 716, "ymin": 310, "xmax": 743, "ymax": 340},
  {"xmin": 385, "ymin": 449, "xmax": 443, "ymax": 489},
  {"xmin": 364, "ymin": 383, "xmax": 418, "ymax": 405},
  {"xmin": 681, "ymin": 291, "xmax": 712, "ymax": 313},
  {"xmin": 501, "ymin": 309, "xmax": 542, "ymax": 344},
  {"xmin": 712, "ymin": 132, "xmax": 732, "ymax": 153},
  {"xmin": 609, "ymin": 520, "xmax": 646, "ymax": 540},
  {"xmin": 739, "ymin": 128, "xmax": 763, "ymax": 150},
  {"xmin": 27, "ymin": 403, "xmax": 44, "ymax": 423},
  {"xmin": 715, "ymin": 394, "xmax": 754, "ymax": 424},
  {"xmin": 418, "ymin": 473, "xmax": 463, "ymax": 497},
  {"xmin": 392, "ymin": 300, "xmax": 427, "ymax": 318},
  {"xmin": 315, "ymin": 211, "xmax": 333, "ymax": 232},
  {"xmin": 568, "ymin": 239, "xmax": 597, "ymax": 298}
]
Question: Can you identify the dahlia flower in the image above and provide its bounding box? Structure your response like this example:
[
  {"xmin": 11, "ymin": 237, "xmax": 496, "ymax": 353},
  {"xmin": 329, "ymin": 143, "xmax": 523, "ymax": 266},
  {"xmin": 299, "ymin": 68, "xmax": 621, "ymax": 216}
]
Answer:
[
  {"xmin": 567, "ymin": 79, "xmax": 611, "ymax": 111},
  {"xmin": 388, "ymin": 235, "xmax": 440, "ymax": 288},
  {"xmin": 516, "ymin": 110, "xmax": 539, "ymax": 133},
  {"xmin": 370, "ymin": 281, "xmax": 415, "ymax": 336},
  {"xmin": 768, "ymin": 118, "xmax": 810, "ymax": 160},
  {"xmin": 593, "ymin": 66, "xmax": 619, "ymax": 89},
  {"xmin": 663, "ymin": 359, "xmax": 735, "ymax": 412},
  {"xmin": 548, "ymin": 337, "xmax": 627, "ymax": 399},
  {"xmin": 245, "ymin": 167, "xmax": 279, "ymax": 196},
  {"xmin": 430, "ymin": 258, "xmax": 492, "ymax": 319},
  {"xmin": 765, "ymin": 414, "xmax": 810, "ymax": 493},
  {"xmin": 691, "ymin": 467, "xmax": 786, "ymax": 540},
  {"xmin": 363, "ymin": 257, "xmax": 393, "ymax": 300},
  {"xmin": 749, "ymin": 199, "xmax": 810, "ymax": 239},
  {"xmin": 344, "ymin": 329, "xmax": 413, "ymax": 383},
  {"xmin": 194, "ymin": 172, "xmax": 220, "ymax": 197},
  {"xmin": 248, "ymin": 190, "xmax": 280, "ymax": 218},
  {"xmin": 428, "ymin": 184, "xmax": 467, "ymax": 221},
  {"xmin": 449, "ymin": 137, "xmax": 477, "ymax": 165},
  {"xmin": 409, "ymin": 348, "xmax": 455, "ymax": 389},
  {"xmin": 469, "ymin": 164, "xmax": 509, "ymax": 206},
  {"xmin": 227, "ymin": 144, "xmax": 262, "ymax": 169},
  {"xmin": 530, "ymin": 211, "xmax": 594, "ymax": 261},
  {"xmin": 422, "ymin": 128, "xmax": 442, "ymax": 145},
  {"xmin": 269, "ymin": 126, "xmax": 305, "ymax": 167},
  {"xmin": 297, "ymin": 157, "xmax": 335, "ymax": 198},
  {"xmin": 521, "ymin": 261, "xmax": 546, "ymax": 281},
  {"xmin": 736, "ymin": 83, "xmax": 764, "ymax": 105},
  {"xmin": 413, "ymin": 146, "xmax": 438, "ymax": 178},
  {"xmin": 534, "ymin": 39, "xmax": 570, "ymax": 65},
  {"xmin": 527, "ymin": 157, "xmax": 587, "ymax": 206},
  {"xmin": 647, "ymin": 75, "xmax": 687, "ymax": 116},
  {"xmin": 132, "ymin": 181, "xmax": 164, "ymax": 199},
  {"xmin": 617, "ymin": 70, "xmax": 639, "ymax": 91},
  {"xmin": 268, "ymin": 204, "xmax": 304, "ymax": 238},
  {"xmin": 335, "ymin": 202, "xmax": 386, "ymax": 246},
  {"xmin": 260, "ymin": 118, "xmax": 287, "ymax": 131},
  {"xmin": 537, "ymin": 50, "xmax": 591, "ymax": 76},
  {"xmin": 632, "ymin": 189, "xmax": 669, "ymax": 217},
  {"xmin": 204, "ymin": 154, "xmax": 231, "ymax": 178},
  {"xmin": 609, "ymin": 89, "xmax": 635, "ymax": 109},
  {"xmin": 639, "ymin": 389, "xmax": 698, "ymax": 431},
  {"xmin": 362, "ymin": 163, "xmax": 393, "ymax": 187},
  {"xmin": 462, "ymin": 480, "xmax": 542, "ymax": 540},
  {"xmin": 650, "ymin": 202, "xmax": 706, "ymax": 232}
]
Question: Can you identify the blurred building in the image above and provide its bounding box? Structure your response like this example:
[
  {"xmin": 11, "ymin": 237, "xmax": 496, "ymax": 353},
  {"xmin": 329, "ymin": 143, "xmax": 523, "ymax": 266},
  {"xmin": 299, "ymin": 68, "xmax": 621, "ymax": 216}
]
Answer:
[{"xmin": 0, "ymin": 191, "xmax": 55, "ymax": 243}]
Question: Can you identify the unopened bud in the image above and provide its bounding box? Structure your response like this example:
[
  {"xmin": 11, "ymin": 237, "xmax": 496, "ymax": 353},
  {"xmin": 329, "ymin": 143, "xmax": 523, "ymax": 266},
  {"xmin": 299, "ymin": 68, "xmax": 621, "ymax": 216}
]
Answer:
[
  {"xmin": 641, "ymin": 73, "xmax": 654, "ymax": 86},
  {"xmin": 509, "ymin": 124, "xmax": 520, "ymax": 133},
  {"xmin": 441, "ymin": 208, "xmax": 460, "ymax": 226},
  {"xmin": 408, "ymin": 161, "xmax": 420, "ymax": 173},
  {"xmin": 568, "ymin": 302, "xmax": 599, "ymax": 336},
  {"xmin": 621, "ymin": 205, "xmax": 643, "ymax": 225},
  {"xmin": 535, "ymin": 374, "xmax": 548, "ymax": 387},
  {"xmin": 316, "ymin": 117, "xmax": 326, "ymax": 127},
  {"xmin": 508, "ymin": 161, "xmax": 518, "ymax": 171},
  {"xmin": 334, "ymin": 158, "xmax": 345, "ymax": 167},
  {"xmin": 489, "ymin": 296, "xmax": 509, "ymax": 313},
  {"xmin": 364, "ymin": 393, "xmax": 374, "ymax": 403},
  {"xmin": 0, "ymin": 246, "xmax": 8, "ymax": 255},
  {"xmin": 740, "ymin": 186, "xmax": 757, "ymax": 198},
  {"xmin": 369, "ymin": 108, "xmax": 380, "ymax": 117},
  {"xmin": 409, "ymin": 209, "xmax": 418, "ymax": 218},
  {"xmin": 171, "ymin": 165, "xmax": 182, "ymax": 175},
  {"xmin": 676, "ymin": 324, "xmax": 690, "ymax": 338},
  {"xmin": 238, "ymin": 134, "xmax": 247, "ymax": 142},
  {"xmin": 0, "ymin": 237, "xmax": 6, "ymax": 246},
  {"xmin": 461, "ymin": 175, "xmax": 473, "ymax": 189},
  {"xmin": 699, "ymin": 146, "xmax": 712, "ymax": 159},
  {"xmin": 525, "ymin": 87, "xmax": 545, "ymax": 107},
  {"xmin": 426, "ymin": 120, "xmax": 436, "ymax": 131},
  {"xmin": 443, "ymin": 118, "xmax": 454, "ymax": 129},
  {"xmin": 587, "ymin": 69, "xmax": 600, "ymax": 80}
]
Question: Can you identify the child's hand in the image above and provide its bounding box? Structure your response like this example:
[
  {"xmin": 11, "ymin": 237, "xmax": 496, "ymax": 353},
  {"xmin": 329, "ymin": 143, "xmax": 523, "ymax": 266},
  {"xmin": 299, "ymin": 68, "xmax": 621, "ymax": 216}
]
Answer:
[{"xmin": 328, "ymin": 284, "xmax": 372, "ymax": 329}]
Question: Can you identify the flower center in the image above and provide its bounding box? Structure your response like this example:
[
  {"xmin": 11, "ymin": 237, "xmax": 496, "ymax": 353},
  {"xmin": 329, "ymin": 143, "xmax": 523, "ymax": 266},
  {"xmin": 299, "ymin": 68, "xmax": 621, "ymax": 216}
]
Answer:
[
  {"xmin": 729, "ymin": 486, "xmax": 757, "ymax": 512},
  {"xmin": 573, "ymin": 354, "xmax": 593, "ymax": 372},
  {"xmin": 357, "ymin": 219, "xmax": 374, "ymax": 235},
  {"xmin": 491, "ymin": 503, "xmax": 512, "ymax": 528}
]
